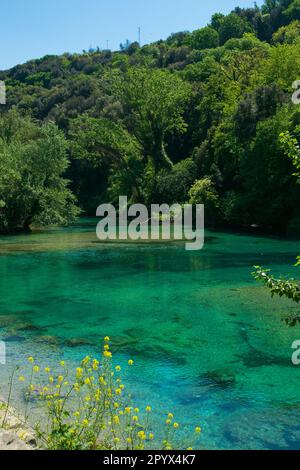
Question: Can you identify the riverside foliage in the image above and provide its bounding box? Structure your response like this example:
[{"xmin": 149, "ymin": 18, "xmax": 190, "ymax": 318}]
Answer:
[{"xmin": 2, "ymin": 1, "xmax": 300, "ymax": 232}]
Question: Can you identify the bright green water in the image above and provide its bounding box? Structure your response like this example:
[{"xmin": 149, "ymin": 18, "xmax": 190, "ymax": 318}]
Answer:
[{"xmin": 0, "ymin": 218, "xmax": 300, "ymax": 449}]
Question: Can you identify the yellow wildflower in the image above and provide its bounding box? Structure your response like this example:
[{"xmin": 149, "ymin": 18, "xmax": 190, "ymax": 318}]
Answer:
[
  {"xmin": 82, "ymin": 356, "xmax": 90, "ymax": 365},
  {"xmin": 146, "ymin": 406, "xmax": 152, "ymax": 412},
  {"xmin": 195, "ymin": 427, "xmax": 202, "ymax": 434},
  {"xmin": 18, "ymin": 376, "xmax": 25, "ymax": 382},
  {"xmin": 113, "ymin": 416, "xmax": 120, "ymax": 425},
  {"xmin": 137, "ymin": 431, "xmax": 146, "ymax": 440},
  {"xmin": 173, "ymin": 422, "xmax": 179, "ymax": 429},
  {"xmin": 82, "ymin": 419, "xmax": 89, "ymax": 427},
  {"xmin": 27, "ymin": 357, "xmax": 34, "ymax": 363},
  {"xmin": 115, "ymin": 366, "xmax": 121, "ymax": 372},
  {"xmin": 128, "ymin": 359, "xmax": 134, "ymax": 366},
  {"xmin": 103, "ymin": 350, "xmax": 112, "ymax": 358}
]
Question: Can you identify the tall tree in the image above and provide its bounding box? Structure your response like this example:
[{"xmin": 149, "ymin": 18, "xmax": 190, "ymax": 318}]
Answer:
[
  {"xmin": 116, "ymin": 67, "xmax": 192, "ymax": 171},
  {"xmin": 0, "ymin": 110, "xmax": 79, "ymax": 232}
]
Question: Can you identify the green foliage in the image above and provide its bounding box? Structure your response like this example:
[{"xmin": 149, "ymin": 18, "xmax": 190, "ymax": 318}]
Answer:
[
  {"xmin": 9, "ymin": 339, "xmax": 203, "ymax": 450},
  {"xmin": 253, "ymin": 266, "xmax": 300, "ymax": 303},
  {"xmin": 224, "ymin": 33, "xmax": 268, "ymax": 51},
  {"xmin": 273, "ymin": 20, "xmax": 300, "ymax": 43},
  {"xmin": 283, "ymin": 0, "xmax": 300, "ymax": 21},
  {"xmin": 0, "ymin": 110, "xmax": 79, "ymax": 232},
  {"xmin": 239, "ymin": 110, "xmax": 296, "ymax": 227},
  {"xmin": 253, "ymin": 266, "xmax": 300, "ymax": 326},
  {"xmin": 69, "ymin": 115, "xmax": 143, "ymax": 204},
  {"xmin": 117, "ymin": 67, "xmax": 192, "ymax": 170},
  {"xmin": 156, "ymin": 159, "xmax": 197, "ymax": 204},
  {"xmin": 218, "ymin": 13, "xmax": 253, "ymax": 45},
  {"xmin": 260, "ymin": 42, "xmax": 300, "ymax": 90},
  {"xmin": 1, "ymin": 0, "xmax": 300, "ymax": 230},
  {"xmin": 188, "ymin": 178, "xmax": 219, "ymax": 222},
  {"xmin": 252, "ymin": 118, "xmax": 300, "ymax": 326},
  {"xmin": 187, "ymin": 27, "xmax": 220, "ymax": 50},
  {"xmin": 279, "ymin": 129, "xmax": 300, "ymax": 178}
]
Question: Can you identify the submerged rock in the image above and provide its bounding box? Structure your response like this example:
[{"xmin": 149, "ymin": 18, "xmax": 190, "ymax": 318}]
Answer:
[
  {"xmin": 201, "ymin": 370, "xmax": 236, "ymax": 389},
  {"xmin": 65, "ymin": 337, "xmax": 94, "ymax": 347},
  {"xmin": 110, "ymin": 336, "xmax": 139, "ymax": 351},
  {"xmin": 13, "ymin": 323, "xmax": 45, "ymax": 333},
  {"xmin": 0, "ymin": 315, "xmax": 20, "ymax": 328},
  {"xmin": 3, "ymin": 335, "xmax": 26, "ymax": 343},
  {"xmin": 33, "ymin": 335, "xmax": 60, "ymax": 345}
]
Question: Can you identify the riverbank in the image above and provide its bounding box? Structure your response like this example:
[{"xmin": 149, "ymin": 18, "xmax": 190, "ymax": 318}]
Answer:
[{"xmin": 0, "ymin": 396, "xmax": 37, "ymax": 450}]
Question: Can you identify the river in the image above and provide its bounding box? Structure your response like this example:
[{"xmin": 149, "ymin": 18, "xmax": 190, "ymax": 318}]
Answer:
[{"xmin": 0, "ymin": 218, "xmax": 300, "ymax": 449}]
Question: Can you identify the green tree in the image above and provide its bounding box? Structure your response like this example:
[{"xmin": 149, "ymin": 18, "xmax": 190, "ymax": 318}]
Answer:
[
  {"xmin": 0, "ymin": 111, "xmax": 79, "ymax": 233},
  {"xmin": 187, "ymin": 26, "xmax": 220, "ymax": 50},
  {"xmin": 188, "ymin": 178, "xmax": 219, "ymax": 223},
  {"xmin": 218, "ymin": 13, "xmax": 253, "ymax": 45},
  {"xmin": 272, "ymin": 20, "xmax": 300, "ymax": 43},
  {"xmin": 117, "ymin": 67, "xmax": 192, "ymax": 171},
  {"xmin": 156, "ymin": 158, "xmax": 197, "ymax": 204},
  {"xmin": 283, "ymin": 0, "xmax": 300, "ymax": 21},
  {"xmin": 253, "ymin": 128, "xmax": 300, "ymax": 326},
  {"xmin": 69, "ymin": 115, "xmax": 143, "ymax": 204}
]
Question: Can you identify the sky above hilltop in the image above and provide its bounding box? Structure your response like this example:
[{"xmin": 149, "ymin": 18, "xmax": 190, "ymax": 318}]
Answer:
[{"xmin": 1, "ymin": 0, "xmax": 263, "ymax": 70}]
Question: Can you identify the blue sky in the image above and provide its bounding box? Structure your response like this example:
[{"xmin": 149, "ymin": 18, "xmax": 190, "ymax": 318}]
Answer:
[{"xmin": 2, "ymin": 0, "xmax": 262, "ymax": 70}]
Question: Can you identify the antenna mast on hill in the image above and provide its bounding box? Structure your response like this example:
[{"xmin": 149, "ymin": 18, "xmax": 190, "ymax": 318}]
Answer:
[{"xmin": 138, "ymin": 27, "xmax": 141, "ymax": 45}]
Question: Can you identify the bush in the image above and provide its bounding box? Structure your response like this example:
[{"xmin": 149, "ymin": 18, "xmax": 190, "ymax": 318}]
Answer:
[
  {"xmin": 156, "ymin": 159, "xmax": 197, "ymax": 204},
  {"xmin": 188, "ymin": 178, "xmax": 220, "ymax": 224}
]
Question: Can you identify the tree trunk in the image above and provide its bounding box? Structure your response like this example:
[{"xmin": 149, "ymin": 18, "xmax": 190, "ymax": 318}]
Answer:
[{"xmin": 152, "ymin": 126, "xmax": 173, "ymax": 171}]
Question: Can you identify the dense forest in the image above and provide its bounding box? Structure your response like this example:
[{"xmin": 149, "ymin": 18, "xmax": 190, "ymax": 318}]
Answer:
[{"xmin": 1, "ymin": 0, "xmax": 300, "ymax": 234}]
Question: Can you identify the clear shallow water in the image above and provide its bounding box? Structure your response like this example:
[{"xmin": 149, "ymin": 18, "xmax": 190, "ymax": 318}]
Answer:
[{"xmin": 0, "ymin": 219, "xmax": 300, "ymax": 449}]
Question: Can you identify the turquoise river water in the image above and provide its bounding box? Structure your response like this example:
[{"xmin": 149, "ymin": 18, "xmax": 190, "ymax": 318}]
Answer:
[{"xmin": 0, "ymin": 218, "xmax": 300, "ymax": 449}]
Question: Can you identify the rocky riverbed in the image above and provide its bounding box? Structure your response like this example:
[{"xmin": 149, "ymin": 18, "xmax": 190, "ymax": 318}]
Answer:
[{"xmin": 0, "ymin": 397, "xmax": 37, "ymax": 450}]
